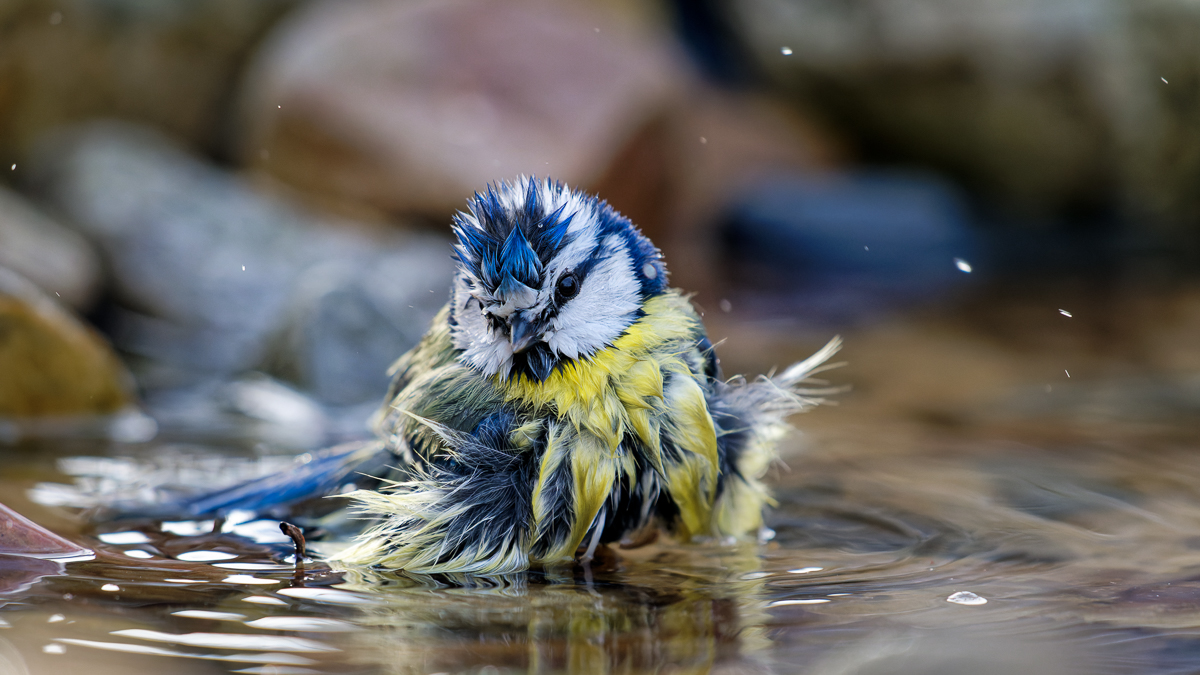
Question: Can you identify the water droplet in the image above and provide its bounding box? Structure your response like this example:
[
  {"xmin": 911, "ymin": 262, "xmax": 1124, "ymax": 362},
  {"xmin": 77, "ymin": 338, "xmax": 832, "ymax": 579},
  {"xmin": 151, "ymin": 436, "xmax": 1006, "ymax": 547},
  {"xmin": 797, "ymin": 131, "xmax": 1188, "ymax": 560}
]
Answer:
[
  {"xmin": 719, "ymin": 299, "xmax": 732, "ymax": 313},
  {"xmin": 48, "ymin": 614, "xmax": 65, "ymax": 623},
  {"xmin": 1162, "ymin": 77, "xmax": 1169, "ymax": 83},
  {"xmin": 43, "ymin": 643, "xmax": 65, "ymax": 654},
  {"xmin": 1065, "ymin": 369, "xmax": 1070, "ymax": 378},
  {"xmin": 101, "ymin": 584, "xmax": 120, "ymax": 592},
  {"xmin": 788, "ymin": 567, "xmax": 823, "ymax": 574},
  {"xmin": 781, "ymin": 46, "xmax": 793, "ymax": 55},
  {"xmin": 954, "ymin": 258, "xmax": 973, "ymax": 273},
  {"xmin": 699, "ymin": 136, "xmax": 707, "ymax": 144},
  {"xmin": 1059, "ymin": 309, "xmax": 1072, "ymax": 317},
  {"xmin": 242, "ymin": 265, "xmax": 246, "ymax": 271},
  {"xmin": 947, "ymin": 590, "xmax": 987, "ymax": 605},
  {"xmin": 164, "ymin": 578, "xmax": 205, "ymax": 584}
]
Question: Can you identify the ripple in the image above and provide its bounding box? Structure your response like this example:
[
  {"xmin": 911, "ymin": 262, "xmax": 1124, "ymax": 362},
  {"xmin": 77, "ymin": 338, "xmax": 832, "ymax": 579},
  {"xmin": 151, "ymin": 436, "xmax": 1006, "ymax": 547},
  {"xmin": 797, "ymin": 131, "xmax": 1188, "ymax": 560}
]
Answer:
[
  {"xmin": 96, "ymin": 532, "xmax": 150, "ymax": 545},
  {"xmin": 177, "ymin": 550, "xmax": 238, "ymax": 562},
  {"xmin": 111, "ymin": 629, "xmax": 339, "ymax": 653},
  {"xmin": 244, "ymin": 617, "xmax": 357, "ymax": 632}
]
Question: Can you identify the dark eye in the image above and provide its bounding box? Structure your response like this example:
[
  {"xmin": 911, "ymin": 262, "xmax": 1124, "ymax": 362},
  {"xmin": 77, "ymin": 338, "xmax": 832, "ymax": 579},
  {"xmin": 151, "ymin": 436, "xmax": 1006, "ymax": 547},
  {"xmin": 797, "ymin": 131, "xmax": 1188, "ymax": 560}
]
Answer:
[{"xmin": 555, "ymin": 273, "xmax": 579, "ymax": 303}]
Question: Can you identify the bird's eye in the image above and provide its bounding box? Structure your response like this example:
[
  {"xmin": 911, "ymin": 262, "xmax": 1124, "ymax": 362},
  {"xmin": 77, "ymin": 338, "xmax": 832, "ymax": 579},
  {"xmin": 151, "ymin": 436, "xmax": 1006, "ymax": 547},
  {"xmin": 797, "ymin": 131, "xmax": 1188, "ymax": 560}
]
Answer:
[{"xmin": 555, "ymin": 273, "xmax": 579, "ymax": 303}]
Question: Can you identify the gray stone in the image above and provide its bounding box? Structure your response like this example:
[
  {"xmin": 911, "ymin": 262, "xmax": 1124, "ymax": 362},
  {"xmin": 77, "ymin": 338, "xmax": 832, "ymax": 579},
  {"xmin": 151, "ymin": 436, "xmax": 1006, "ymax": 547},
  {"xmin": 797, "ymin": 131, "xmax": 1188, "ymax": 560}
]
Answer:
[
  {"xmin": 28, "ymin": 121, "xmax": 455, "ymax": 415},
  {"xmin": 0, "ymin": 186, "xmax": 102, "ymax": 309}
]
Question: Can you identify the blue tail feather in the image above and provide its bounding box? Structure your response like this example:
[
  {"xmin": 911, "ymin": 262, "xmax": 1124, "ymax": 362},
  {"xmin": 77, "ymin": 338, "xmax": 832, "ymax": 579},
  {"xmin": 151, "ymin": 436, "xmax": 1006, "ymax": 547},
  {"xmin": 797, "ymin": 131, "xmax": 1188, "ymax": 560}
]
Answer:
[{"xmin": 179, "ymin": 441, "xmax": 390, "ymax": 517}]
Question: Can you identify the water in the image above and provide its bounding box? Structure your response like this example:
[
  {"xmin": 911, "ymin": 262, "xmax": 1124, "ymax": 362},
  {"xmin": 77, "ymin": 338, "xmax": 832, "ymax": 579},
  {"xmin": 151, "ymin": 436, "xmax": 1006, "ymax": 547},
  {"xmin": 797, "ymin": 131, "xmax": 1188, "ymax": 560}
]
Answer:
[{"xmin": 2, "ymin": 287, "xmax": 1200, "ymax": 674}]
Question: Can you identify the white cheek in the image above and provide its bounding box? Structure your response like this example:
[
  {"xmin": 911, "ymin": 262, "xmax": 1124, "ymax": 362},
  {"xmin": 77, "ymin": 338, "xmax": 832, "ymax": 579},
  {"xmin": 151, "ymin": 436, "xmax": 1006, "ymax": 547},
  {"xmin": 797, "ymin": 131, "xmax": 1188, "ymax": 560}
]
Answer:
[
  {"xmin": 450, "ymin": 277, "xmax": 513, "ymax": 377},
  {"xmin": 547, "ymin": 236, "xmax": 641, "ymax": 359}
]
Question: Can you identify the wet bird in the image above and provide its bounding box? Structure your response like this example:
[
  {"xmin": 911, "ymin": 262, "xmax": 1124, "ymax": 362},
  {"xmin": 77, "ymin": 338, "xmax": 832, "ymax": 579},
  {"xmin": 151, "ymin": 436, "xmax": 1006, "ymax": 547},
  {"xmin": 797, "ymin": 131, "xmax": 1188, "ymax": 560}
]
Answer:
[{"xmin": 182, "ymin": 177, "xmax": 838, "ymax": 574}]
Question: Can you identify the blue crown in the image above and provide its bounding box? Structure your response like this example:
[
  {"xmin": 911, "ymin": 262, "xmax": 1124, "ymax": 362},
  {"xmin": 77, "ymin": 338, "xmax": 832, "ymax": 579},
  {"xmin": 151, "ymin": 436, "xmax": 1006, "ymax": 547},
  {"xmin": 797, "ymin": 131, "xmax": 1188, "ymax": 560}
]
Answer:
[
  {"xmin": 452, "ymin": 179, "xmax": 574, "ymax": 289},
  {"xmin": 451, "ymin": 177, "xmax": 667, "ymax": 297}
]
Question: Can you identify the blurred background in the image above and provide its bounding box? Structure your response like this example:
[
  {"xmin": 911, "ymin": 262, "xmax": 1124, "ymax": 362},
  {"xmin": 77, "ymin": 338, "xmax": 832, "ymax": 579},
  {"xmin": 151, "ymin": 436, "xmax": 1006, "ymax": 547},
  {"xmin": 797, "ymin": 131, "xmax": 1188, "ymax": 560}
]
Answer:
[
  {"xmin": 3, "ymin": 2, "xmax": 1200, "ymax": 674},
  {"xmin": 1, "ymin": 0, "xmax": 1198, "ymax": 447}
]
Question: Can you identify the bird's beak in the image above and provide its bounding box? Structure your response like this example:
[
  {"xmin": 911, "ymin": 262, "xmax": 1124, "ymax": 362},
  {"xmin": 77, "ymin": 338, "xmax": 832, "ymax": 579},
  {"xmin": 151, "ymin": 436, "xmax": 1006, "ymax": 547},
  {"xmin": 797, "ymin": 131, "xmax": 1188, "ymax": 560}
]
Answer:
[{"xmin": 508, "ymin": 316, "xmax": 540, "ymax": 354}]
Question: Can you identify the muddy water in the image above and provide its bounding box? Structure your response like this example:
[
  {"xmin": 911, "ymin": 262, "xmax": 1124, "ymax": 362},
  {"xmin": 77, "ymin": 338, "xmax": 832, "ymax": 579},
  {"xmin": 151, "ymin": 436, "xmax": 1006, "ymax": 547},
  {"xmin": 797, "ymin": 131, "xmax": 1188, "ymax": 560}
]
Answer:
[{"xmin": 2, "ymin": 286, "xmax": 1200, "ymax": 675}]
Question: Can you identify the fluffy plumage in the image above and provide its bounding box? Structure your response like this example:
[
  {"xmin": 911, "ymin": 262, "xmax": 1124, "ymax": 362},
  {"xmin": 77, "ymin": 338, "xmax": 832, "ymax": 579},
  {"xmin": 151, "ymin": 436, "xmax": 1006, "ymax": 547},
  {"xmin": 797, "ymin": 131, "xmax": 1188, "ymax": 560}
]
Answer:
[{"xmin": 331, "ymin": 177, "xmax": 839, "ymax": 573}]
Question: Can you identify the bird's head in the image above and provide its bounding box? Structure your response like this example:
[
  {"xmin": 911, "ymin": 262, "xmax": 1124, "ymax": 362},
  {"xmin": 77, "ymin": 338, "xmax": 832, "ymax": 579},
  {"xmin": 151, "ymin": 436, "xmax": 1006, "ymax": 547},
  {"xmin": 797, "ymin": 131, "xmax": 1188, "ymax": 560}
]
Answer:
[{"xmin": 448, "ymin": 177, "xmax": 667, "ymax": 381}]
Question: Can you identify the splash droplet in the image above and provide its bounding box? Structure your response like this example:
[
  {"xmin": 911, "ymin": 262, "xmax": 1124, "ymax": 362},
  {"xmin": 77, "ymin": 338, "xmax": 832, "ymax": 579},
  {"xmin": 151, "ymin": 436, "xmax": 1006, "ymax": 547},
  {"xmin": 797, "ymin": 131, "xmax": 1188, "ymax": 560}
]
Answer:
[
  {"xmin": 954, "ymin": 257, "xmax": 973, "ymax": 273},
  {"xmin": 781, "ymin": 46, "xmax": 793, "ymax": 55},
  {"xmin": 947, "ymin": 590, "xmax": 987, "ymax": 605},
  {"xmin": 1059, "ymin": 309, "xmax": 1072, "ymax": 317}
]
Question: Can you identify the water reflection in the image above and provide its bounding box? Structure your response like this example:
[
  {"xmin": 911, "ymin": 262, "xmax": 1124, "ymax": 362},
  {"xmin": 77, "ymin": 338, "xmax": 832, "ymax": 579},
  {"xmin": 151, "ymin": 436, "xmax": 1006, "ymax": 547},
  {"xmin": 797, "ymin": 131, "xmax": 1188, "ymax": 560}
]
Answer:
[
  {"xmin": 331, "ymin": 545, "xmax": 771, "ymax": 674},
  {"xmin": 4, "ymin": 397, "xmax": 1200, "ymax": 672}
]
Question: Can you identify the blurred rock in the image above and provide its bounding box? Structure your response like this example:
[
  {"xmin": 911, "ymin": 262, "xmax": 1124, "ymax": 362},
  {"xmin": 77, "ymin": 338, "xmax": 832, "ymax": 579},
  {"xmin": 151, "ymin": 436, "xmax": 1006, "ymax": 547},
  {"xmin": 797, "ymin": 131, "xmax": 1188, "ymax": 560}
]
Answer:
[
  {"xmin": 720, "ymin": 171, "xmax": 978, "ymax": 323},
  {"xmin": 269, "ymin": 249, "xmax": 451, "ymax": 406},
  {"xmin": 723, "ymin": 0, "xmax": 1200, "ymax": 231},
  {"xmin": 0, "ymin": 0, "xmax": 298, "ymax": 162},
  {"xmin": 0, "ymin": 265, "xmax": 132, "ymax": 418},
  {"xmin": 28, "ymin": 121, "xmax": 455, "ymax": 415},
  {"xmin": 237, "ymin": 0, "xmax": 686, "ymax": 223},
  {"xmin": 657, "ymin": 88, "xmax": 843, "ymax": 297},
  {"xmin": 0, "ymin": 186, "xmax": 102, "ymax": 309}
]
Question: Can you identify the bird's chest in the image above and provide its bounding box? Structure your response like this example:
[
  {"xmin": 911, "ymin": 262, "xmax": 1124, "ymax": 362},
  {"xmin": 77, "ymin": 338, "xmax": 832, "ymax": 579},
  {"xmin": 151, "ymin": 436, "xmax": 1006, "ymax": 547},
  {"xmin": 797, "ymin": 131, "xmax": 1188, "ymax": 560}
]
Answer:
[{"xmin": 499, "ymin": 347, "xmax": 675, "ymax": 455}]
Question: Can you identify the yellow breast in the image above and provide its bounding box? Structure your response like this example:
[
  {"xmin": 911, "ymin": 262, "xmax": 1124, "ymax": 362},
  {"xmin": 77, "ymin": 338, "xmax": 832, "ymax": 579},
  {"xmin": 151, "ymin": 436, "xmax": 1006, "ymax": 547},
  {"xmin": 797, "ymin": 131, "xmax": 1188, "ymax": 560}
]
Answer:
[
  {"xmin": 496, "ymin": 293, "xmax": 699, "ymax": 451},
  {"xmin": 499, "ymin": 292, "xmax": 717, "ymax": 559}
]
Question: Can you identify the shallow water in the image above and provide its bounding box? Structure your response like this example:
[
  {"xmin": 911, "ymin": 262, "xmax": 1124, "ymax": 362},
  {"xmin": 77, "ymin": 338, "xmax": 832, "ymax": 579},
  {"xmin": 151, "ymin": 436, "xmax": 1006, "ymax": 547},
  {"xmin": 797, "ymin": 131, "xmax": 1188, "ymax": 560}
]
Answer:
[{"xmin": 3, "ymin": 287, "xmax": 1200, "ymax": 675}]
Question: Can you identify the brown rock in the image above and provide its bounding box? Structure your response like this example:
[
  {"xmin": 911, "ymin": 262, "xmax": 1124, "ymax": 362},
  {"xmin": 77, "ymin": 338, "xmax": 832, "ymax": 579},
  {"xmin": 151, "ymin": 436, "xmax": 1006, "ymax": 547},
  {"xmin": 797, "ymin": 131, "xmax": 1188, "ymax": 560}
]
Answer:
[
  {"xmin": 0, "ymin": 0, "xmax": 298, "ymax": 161},
  {"xmin": 237, "ymin": 0, "xmax": 686, "ymax": 223},
  {"xmin": 0, "ymin": 186, "xmax": 101, "ymax": 309},
  {"xmin": 657, "ymin": 88, "xmax": 843, "ymax": 298},
  {"xmin": 0, "ymin": 265, "xmax": 132, "ymax": 417},
  {"xmin": 727, "ymin": 0, "xmax": 1200, "ymax": 230}
]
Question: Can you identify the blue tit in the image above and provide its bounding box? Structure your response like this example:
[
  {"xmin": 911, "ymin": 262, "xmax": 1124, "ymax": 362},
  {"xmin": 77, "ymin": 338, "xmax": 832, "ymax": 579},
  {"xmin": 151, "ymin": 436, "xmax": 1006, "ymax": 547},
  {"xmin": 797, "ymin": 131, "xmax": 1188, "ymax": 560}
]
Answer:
[{"xmin": 324, "ymin": 177, "xmax": 840, "ymax": 574}]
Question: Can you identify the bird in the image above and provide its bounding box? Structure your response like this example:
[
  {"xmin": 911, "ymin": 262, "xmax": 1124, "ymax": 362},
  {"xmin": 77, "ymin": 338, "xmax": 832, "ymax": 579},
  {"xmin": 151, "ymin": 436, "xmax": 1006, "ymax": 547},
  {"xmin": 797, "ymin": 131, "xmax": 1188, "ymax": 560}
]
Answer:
[
  {"xmin": 169, "ymin": 177, "xmax": 838, "ymax": 575},
  {"xmin": 326, "ymin": 177, "xmax": 839, "ymax": 574}
]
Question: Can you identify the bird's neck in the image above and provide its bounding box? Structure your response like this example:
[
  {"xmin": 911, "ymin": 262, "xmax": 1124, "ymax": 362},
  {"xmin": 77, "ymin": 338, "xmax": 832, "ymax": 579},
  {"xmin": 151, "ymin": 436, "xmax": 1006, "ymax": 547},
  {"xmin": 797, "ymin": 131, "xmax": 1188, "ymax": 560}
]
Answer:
[{"xmin": 496, "ymin": 290, "xmax": 700, "ymax": 448}]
